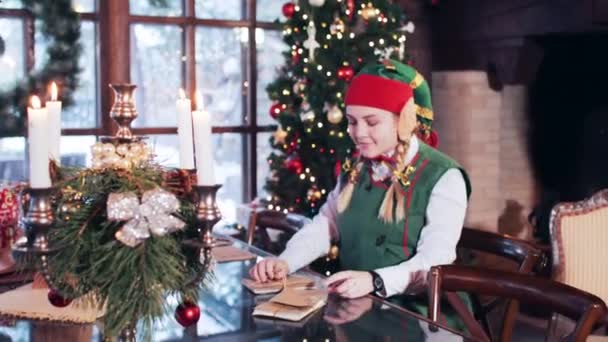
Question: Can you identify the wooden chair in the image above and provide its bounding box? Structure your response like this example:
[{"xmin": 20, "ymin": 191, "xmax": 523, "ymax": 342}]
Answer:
[
  {"xmin": 456, "ymin": 227, "xmax": 547, "ymax": 341},
  {"xmin": 246, "ymin": 209, "xmax": 309, "ymax": 254},
  {"xmin": 428, "ymin": 265, "xmax": 608, "ymax": 342},
  {"xmin": 549, "ymin": 189, "xmax": 608, "ymax": 340}
]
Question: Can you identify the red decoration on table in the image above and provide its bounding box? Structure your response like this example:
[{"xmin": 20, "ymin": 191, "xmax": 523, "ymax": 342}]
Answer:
[
  {"xmin": 269, "ymin": 103, "xmax": 286, "ymax": 119},
  {"xmin": 285, "ymin": 157, "xmax": 303, "ymax": 174},
  {"xmin": 175, "ymin": 301, "xmax": 201, "ymax": 327},
  {"xmin": 337, "ymin": 66, "xmax": 354, "ymax": 82},
  {"xmin": 282, "ymin": 2, "xmax": 296, "ymax": 18},
  {"xmin": 47, "ymin": 289, "xmax": 72, "ymax": 307}
]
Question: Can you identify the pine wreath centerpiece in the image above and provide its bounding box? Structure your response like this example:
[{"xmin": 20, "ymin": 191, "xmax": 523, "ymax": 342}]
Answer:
[
  {"xmin": 0, "ymin": 0, "xmax": 82, "ymax": 137},
  {"xmin": 14, "ymin": 84, "xmax": 212, "ymax": 339}
]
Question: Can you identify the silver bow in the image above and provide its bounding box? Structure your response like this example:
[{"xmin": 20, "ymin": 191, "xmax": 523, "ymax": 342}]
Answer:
[{"xmin": 107, "ymin": 188, "xmax": 185, "ymax": 247}]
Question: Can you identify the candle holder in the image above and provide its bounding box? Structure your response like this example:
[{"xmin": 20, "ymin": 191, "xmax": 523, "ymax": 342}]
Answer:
[
  {"xmin": 108, "ymin": 84, "xmax": 138, "ymax": 141},
  {"xmin": 188, "ymin": 185, "xmax": 230, "ymax": 249},
  {"xmin": 12, "ymin": 187, "xmax": 57, "ymax": 257}
]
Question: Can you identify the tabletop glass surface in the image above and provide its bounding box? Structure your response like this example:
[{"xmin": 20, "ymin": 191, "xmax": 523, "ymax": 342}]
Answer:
[{"xmin": 0, "ymin": 235, "xmax": 471, "ymax": 342}]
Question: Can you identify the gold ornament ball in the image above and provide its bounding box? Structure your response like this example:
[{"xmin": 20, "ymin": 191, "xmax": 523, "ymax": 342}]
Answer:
[
  {"xmin": 330, "ymin": 17, "xmax": 345, "ymax": 35},
  {"xmin": 102, "ymin": 143, "xmax": 116, "ymax": 155},
  {"xmin": 327, "ymin": 105, "xmax": 343, "ymax": 124},
  {"xmin": 116, "ymin": 144, "xmax": 129, "ymax": 156},
  {"xmin": 329, "ymin": 245, "xmax": 339, "ymax": 260},
  {"xmin": 360, "ymin": 4, "xmax": 378, "ymax": 21},
  {"xmin": 116, "ymin": 159, "xmax": 132, "ymax": 170},
  {"xmin": 129, "ymin": 143, "xmax": 143, "ymax": 155},
  {"xmin": 91, "ymin": 142, "xmax": 104, "ymax": 156},
  {"xmin": 92, "ymin": 159, "xmax": 104, "ymax": 169},
  {"xmin": 104, "ymin": 153, "xmax": 120, "ymax": 166}
]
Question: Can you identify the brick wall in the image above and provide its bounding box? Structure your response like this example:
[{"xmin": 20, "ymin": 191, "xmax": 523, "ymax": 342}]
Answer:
[{"xmin": 431, "ymin": 72, "xmax": 536, "ymax": 237}]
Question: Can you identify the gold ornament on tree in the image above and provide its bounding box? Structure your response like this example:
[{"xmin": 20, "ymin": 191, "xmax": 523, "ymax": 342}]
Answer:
[
  {"xmin": 359, "ymin": 3, "xmax": 378, "ymax": 21},
  {"xmin": 273, "ymin": 126, "xmax": 288, "ymax": 144},
  {"xmin": 329, "ymin": 17, "xmax": 345, "ymax": 35},
  {"xmin": 300, "ymin": 101, "xmax": 315, "ymax": 122},
  {"xmin": 326, "ymin": 105, "xmax": 343, "ymax": 124}
]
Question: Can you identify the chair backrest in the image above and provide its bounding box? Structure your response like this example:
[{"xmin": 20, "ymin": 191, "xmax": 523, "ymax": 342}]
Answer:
[
  {"xmin": 456, "ymin": 227, "xmax": 547, "ymax": 341},
  {"xmin": 246, "ymin": 209, "xmax": 309, "ymax": 253},
  {"xmin": 428, "ymin": 265, "xmax": 608, "ymax": 342},
  {"xmin": 550, "ymin": 189, "xmax": 608, "ymax": 305},
  {"xmin": 458, "ymin": 227, "xmax": 546, "ymax": 274}
]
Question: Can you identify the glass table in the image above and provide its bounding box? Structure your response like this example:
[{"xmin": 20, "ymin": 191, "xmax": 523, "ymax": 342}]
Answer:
[{"xmin": 0, "ymin": 235, "xmax": 472, "ymax": 341}]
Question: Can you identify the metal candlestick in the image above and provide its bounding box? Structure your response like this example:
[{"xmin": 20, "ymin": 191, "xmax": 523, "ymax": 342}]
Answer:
[
  {"xmin": 108, "ymin": 84, "xmax": 138, "ymax": 141},
  {"xmin": 193, "ymin": 184, "xmax": 229, "ymax": 249},
  {"xmin": 12, "ymin": 187, "xmax": 57, "ymax": 256}
]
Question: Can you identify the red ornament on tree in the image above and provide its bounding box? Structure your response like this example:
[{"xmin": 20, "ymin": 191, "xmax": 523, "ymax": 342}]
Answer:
[
  {"xmin": 334, "ymin": 160, "xmax": 342, "ymax": 177},
  {"xmin": 48, "ymin": 289, "xmax": 72, "ymax": 307},
  {"xmin": 285, "ymin": 157, "xmax": 303, "ymax": 174},
  {"xmin": 269, "ymin": 103, "xmax": 286, "ymax": 119},
  {"xmin": 175, "ymin": 301, "xmax": 201, "ymax": 327},
  {"xmin": 337, "ymin": 66, "xmax": 354, "ymax": 82},
  {"xmin": 292, "ymin": 52, "xmax": 300, "ymax": 65},
  {"xmin": 347, "ymin": 0, "xmax": 355, "ymax": 20},
  {"xmin": 282, "ymin": 2, "xmax": 296, "ymax": 18}
]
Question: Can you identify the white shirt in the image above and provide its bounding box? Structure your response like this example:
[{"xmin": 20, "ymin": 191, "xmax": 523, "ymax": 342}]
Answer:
[{"xmin": 279, "ymin": 136, "xmax": 468, "ymax": 297}]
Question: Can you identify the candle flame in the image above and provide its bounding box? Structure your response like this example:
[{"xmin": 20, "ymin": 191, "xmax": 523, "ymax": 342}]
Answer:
[
  {"xmin": 50, "ymin": 82, "xmax": 58, "ymax": 101},
  {"xmin": 31, "ymin": 95, "xmax": 41, "ymax": 109},
  {"xmin": 194, "ymin": 90, "xmax": 204, "ymax": 111},
  {"xmin": 178, "ymin": 88, "xmax": 186, "ymax": 100}
]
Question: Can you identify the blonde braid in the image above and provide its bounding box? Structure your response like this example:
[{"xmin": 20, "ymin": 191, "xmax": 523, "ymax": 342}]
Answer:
[
  {"xmin": 337, "ymin": 158, "xmax": 363, "ymax": 213},
  {"xmin": 378, "ymin": 138, "xmax": 410, "ymax": 223}
]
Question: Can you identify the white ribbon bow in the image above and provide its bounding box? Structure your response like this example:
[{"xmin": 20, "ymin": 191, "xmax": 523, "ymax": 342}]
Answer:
[{"xmin": 107, "ymin": 188, "xmax": 185, "ymax": 247}]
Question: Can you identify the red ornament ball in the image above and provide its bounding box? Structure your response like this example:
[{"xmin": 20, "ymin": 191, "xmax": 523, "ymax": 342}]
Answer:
[
  {"xmin": 175, "ymin": 301, "xmax": 201, "ymax": 327},
  {"xmin": 269, "ymin": 103, "xmax": 286, "ymax": 119},
  {"xmin": 337, "ymin": 66, "xmax": 354, "ymax": 82},
  {"xmin": 285, "ymin": 158, "xmax": 303, "ymax": 174},
  {"xmin": 48, "ymin": 290, "xmax": 72, "ymax": 308},
  {"xmin": 282, "ymin": 2, "xmax": 296, "ymax": 18}
]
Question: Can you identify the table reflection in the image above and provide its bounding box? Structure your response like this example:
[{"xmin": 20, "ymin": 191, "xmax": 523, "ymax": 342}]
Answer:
[{"xmin": 0, "ymin": 236, "xmax": 469, "ymax": 341}]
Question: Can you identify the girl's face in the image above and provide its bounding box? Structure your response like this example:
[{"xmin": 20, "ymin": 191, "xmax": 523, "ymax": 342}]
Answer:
[{"xmin": 346, "ymin": 107, "xmax": 399, "ymax": 158}]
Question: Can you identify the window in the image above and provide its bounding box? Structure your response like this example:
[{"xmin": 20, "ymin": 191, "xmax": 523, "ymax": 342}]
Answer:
[{"xmin": 0, "ymin": 0, "xmax": 286, "ymax": 222}]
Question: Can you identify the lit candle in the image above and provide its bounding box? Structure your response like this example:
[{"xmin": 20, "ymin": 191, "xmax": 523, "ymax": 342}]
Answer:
[
  {"xmin": 192, "ymin": 91, "xmax": 215, "ymax": 186},
  {"xmin": 27, "ymin": 96, "xmax": 51, "ymax": 188},
  {"xmin": 46, "ymin": 82, "xmax": 62, "ymax": 165},
  {"xmin": 176, "ymin": 88, "xmax": 195, "ymax": 169}
]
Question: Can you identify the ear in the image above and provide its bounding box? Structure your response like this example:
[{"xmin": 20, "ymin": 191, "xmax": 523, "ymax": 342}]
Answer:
[{"xmin": 397, "ymin": 98, "xmax": 417, "ymax": 141}]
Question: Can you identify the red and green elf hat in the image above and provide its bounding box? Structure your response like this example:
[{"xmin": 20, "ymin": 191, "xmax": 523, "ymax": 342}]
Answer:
[{"xmin": 344, "ymin": 59, "xmax": 437, "ymax": 147}]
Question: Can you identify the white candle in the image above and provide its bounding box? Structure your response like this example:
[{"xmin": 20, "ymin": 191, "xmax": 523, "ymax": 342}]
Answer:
[
  {"xmin": 27, "ymin": 96, "xmax": 51, "ymax": 188},
  {"xmin": 46, "ymin": 82, "xmax": 62, "ymax": 165},
  {"xmin": 192, "ymin": 91, "xmax": 215, "ymax": 186},
  {"xmin": 176, "ymin": 88, "xmax": 195, "ymax": 169}
]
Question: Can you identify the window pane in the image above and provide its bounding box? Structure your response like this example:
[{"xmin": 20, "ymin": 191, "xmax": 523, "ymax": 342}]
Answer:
[
  {"xmin": 60, "ymin": 135, "xmax": 96, "ymax": 167},
  {"xmin": 130, "ymin": 24, "xmax": 182, "ymax": 127},
  {"xmin": 195, "ymin": 0, "xmax": 241, "ymax": 20},
  {"xmin": 256, "ymin": 0, "xmax": 283, "ymax": 22},
  {"xmin": 34, "ymin": 21, "xmax": 97, "ymax": 128},
  {"xmin": 0, "ymin": 18, "xmax": 24, "ymax": 92},
  {"xmin": 0, "ymin": 137, "xmax": 26, "ymax": 182},
  {"xmin": 256, "ymin": 132, "xmax": 272, "ymax": 197},
  {"xmin": 72, "ymin": 0, "xmax": 95, "ymax": 13},
  {"xmin": 146, "ymin": 134, "xmax": 179, "ymax": 168},
  {"xmin": 195, "ymin": 27, "xmax": 245, "ymax": 126},
  {"xmin": 257, "ymin": 29, "xmax": 285, "ymax": 126},
  {"xmin": 214, "ymin": 134, "xmax": 243, "ymax": 223},
  {"xmin": 0, "ymin": 0, "xmax": 22, "ymax": 9},
  {"xmin": 130, "ymin": 0, "xmax": 183, "ymax": 17}
]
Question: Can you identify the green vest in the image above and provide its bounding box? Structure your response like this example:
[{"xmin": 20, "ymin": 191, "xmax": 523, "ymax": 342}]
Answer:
[{"xmin": 336, "ymin": 141, "xmax": 472, "ymax": 331}]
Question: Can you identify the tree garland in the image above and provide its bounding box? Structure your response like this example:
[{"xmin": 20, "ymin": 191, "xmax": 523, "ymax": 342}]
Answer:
[{"xmin": 0, "ymin": 0, "xmax": 82, "ymax": 137}]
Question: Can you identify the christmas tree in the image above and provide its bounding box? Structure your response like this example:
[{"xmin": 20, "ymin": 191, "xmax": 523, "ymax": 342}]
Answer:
[{"xmin": 264, "ymin": 0, "xmax": 415, "ymax": 217}]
